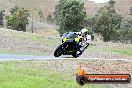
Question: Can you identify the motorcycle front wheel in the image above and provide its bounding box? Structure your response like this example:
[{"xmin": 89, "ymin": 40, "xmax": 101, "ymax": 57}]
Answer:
[{"xmin": 54, "ymin": 45, "xmax": 63, "ymax": 57}]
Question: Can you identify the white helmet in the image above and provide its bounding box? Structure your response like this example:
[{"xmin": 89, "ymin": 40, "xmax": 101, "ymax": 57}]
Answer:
[{"xmin": 81, "ymin": 28, "xmax": 88, "ymax": 36}]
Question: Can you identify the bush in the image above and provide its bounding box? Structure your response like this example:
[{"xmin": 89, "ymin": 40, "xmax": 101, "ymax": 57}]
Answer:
[{"xmin": 6, "ymin": 6, "xmax": 30, "ymax": 32}]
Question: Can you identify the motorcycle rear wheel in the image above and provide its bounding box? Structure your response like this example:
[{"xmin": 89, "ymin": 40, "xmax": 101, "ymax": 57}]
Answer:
[{"xmin": 72, "ymin": 52, "xmax": 79, "ymax": 58}]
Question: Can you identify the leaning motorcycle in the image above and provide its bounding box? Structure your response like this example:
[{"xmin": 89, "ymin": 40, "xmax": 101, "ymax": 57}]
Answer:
[{"xmin": 54, "ymin": 32, "xmax": 82, "ymax": 58}]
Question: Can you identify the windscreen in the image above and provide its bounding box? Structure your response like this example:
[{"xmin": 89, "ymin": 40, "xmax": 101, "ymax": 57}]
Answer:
[{"xmin": 64, "ymin": 32, "xmax": 77, "ymax": 39}]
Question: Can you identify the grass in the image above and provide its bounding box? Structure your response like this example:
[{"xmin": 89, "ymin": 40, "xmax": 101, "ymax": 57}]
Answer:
[
  {"xmin": 11, "ymin": 31, "xmax": 59, "ymax": 45},
  {"xmin": 0, "ymin": 49, "xmax": 47, "ymax": 56},
  {"xmin": 99, "ymin": 48, "xmax": 132, "ymax": 57},
  {"xmin": 0, "ymin": 61, "xmax": 100, "ymax": 88},
  {"xmin": 86, "ymin": 44, "xmax": 132, "ymax": 57}
]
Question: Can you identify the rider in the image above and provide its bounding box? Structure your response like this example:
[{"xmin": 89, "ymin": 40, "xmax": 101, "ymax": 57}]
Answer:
[{"xmin": 77, "ymin": 28, "xmax": 91, "ymax": 55}]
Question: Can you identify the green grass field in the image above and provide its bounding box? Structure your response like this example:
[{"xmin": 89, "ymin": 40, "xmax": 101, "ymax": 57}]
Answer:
[
  {"xmin": 0, "ymin": 61, "xmax": 100, "ymax": 88},
  {"xmin": 103, "ymin": 48, "xmax": 132, "ymax": 57},
  {"xmin": 93, "ymin": 47, "xmax": 132, "ymax": 57},
  {"xmin": 0, "ymin": 49, "xmax": 47, "ymax": 56}
]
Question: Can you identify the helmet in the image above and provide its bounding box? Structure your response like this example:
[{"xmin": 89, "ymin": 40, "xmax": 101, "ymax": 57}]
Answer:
[{"xmin": 81, "ymin": 28, "xmax": 88, "ymax": 36}]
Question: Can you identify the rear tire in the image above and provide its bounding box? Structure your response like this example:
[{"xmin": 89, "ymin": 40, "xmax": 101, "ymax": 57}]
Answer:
[
  {"xmin": 72, "ymin": 52, "xmax": 79, "ymax": 58},
  {"xmin": 54, "ymin": 45, "xmax": 63, "ymax": 57}
]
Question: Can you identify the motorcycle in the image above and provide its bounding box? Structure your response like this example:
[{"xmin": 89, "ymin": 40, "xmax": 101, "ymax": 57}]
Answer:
[{"xmin": 54, "ymin": 32, "xmax": 82, "ymax": 58}]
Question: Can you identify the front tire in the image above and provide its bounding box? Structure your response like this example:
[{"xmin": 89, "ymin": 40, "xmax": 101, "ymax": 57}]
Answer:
[{"xmin": 54, "ymin": 45, "xmax": 63, "ymax": 57}]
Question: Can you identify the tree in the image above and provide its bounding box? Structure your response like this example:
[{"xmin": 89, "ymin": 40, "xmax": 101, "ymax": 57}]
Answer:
[
  {"xmin": 119, "ymin": 16, "xmax": 132, "ymax": 43},
  {"xmin": 0, "ymin": 10, "xmax": 5, "ymax": 27},
  {"xmin": 57, "ymin": 0, "xmax": 86, "ymax": 36},
  {"xmin": 94, "ymin": 5, "xmax": 122, "ymax": 42},
  {"xmin": 130, "ymin": 6, "xmax": 132, "ymax": 15},
  {"xmin": 6, "ymin": 7, "xmax": 30, "ymax": 32},
  {"xmin": 108, "ymin": 0, "xmax": 115, "ymax": 8},
  {"xmin": 53, "ymin": 0, "xmax": 65, "ymax": 24},
  {"xmin": 38, "ymin": 10, "xmax": 44, "ymax": 22},
  {"xmin": 83, "ymin": 16, "xmax": 96, "ymax": 31},
  {"xmin": 108, "ymin": 0, "xmax": 116, "ymax": 13},
  {"xmin": 10, "ymin": 6, "xmax": 19, "ymax": 15},
  {"xmin": 46, "ymin": 13, "xmax": 53, "ymax": 23},
  {"xmin": 94, "ymin": 0, "xmax": 122, "ymax": 42}
]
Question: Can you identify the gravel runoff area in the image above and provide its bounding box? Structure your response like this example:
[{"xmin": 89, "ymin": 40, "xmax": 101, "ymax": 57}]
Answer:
[{"xmin": 26, "ymin": 59, "xmax": 132, "ymax": 88}]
